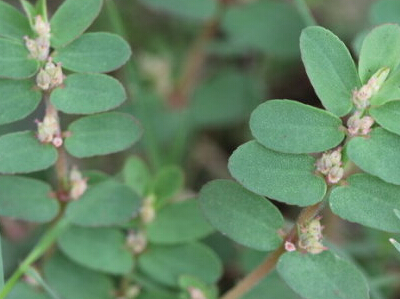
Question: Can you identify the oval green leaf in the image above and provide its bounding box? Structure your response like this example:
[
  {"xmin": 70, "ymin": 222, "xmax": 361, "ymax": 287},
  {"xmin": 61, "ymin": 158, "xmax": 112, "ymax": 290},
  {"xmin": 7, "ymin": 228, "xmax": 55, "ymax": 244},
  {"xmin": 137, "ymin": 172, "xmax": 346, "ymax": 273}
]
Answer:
[
  {"xmin": 138, "ymin": 243, "xmax": 222, "ymax": 287},
  {"xmin": 0, "ymin": 131, "xmax": 57, "ymax": 174},
  {"xmin": 358, "ymin": 24, "xmax": 400, "ymax": 83},
  {"xmin": 0, "ymin": 38, "xmax": 39, "ymax": 79},
  {"xmin": 50, "ymin": 0, "xmax": 103, "ymax": 48},
  {"xmin": 228, "ymin": 141, "xmax": 326, "ymax": 206},
  {"xmin": 147, "ymin": 199, "xmax": 214, "ymax": 245},
  {"xmin": 0, "ymin": 176, "xmax": 59, "ymax": 223},
  {"xmin": 277, "ymin": 251, "xmax": 369, "ymax": 299},
  {"xmin": 347, "ymin": 127, "xmax": 400, "ymax": 185},
  {"xmin": 152, "ymin": 165, "xmax": 184, "ymax": 204},
  {"xmin": 0, "ymin": 1, "xmax": 32, "ymax": 40},
  {"xmin": 122, "ymin": 156, "xmax": 152, "ymax": 197},
  {"xmin": 64, "ymin": 112, "xmax": 142, "ymax": 158},
  {"xmin": 330, "ymin": 173, "xmax": 400, "ymax": 232},
  {"xmin": 53, "ymin": 32, "xmax": 131, "ymax": 73},
  {"xmin": 370, "ymin": 100, "xmax": 400, "ymax": 135},
  {"xmin": 50, "ymin": 73, "xmax": 126, "ymax": 114},
  {"xmin": 58, "ymin": 226, "xmax": 134, "ymax": 275},
  {"xmin": 44, "ymin": 252, "xmax": 114, "ymax": 299},
  {"xmin": 7, "ymin": 283, "xmax": 50, "ymax": 299},
  {"xmin": 199, "ymin": 180, "xmax": 283, "ymax": 251},
  {"xmin": 370, "ymin": 68, "xmax": 400, "ymax": 105},
  {"xmin": 0, "ymin": 79, "xmax": 41, "ymax": 125},
  {"xmin": 300, "ymin": 26, "xmax": 360, "ymax": 116},
  {"xmin": 250, "ymin": 100, "xmax": 345, "ymax": 154},
  {"xmin": 66, "ymin": 179, "xmax": 141, "ymax": 226}
]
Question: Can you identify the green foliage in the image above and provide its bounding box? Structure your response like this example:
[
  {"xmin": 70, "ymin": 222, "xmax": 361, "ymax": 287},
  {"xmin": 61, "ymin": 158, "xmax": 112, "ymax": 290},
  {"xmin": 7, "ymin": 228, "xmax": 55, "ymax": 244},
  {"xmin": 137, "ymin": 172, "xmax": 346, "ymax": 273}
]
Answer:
[
  {"xmin": 199, "ymin": 180, "xmax": 283, "ymax": 251},
  {"xmin": 0, "ymin": 1, "xmax": 31, "ymax": 40},
  {"xmin": 152, "ymin": 165, "xmax": 184, "ymax": 204},
  {"xmin": 122, "ymin": 156, "xmax": 152, "ymax": 197},
  {"xmin": 370, "ymin": 0, "xmax": 400, "ymax": 25},
  {"xmin": 0, "ymin": 235, "xmax": 3, "ymax": 290},
  {"xmin": 277, "ymin": 251, "xmax": 369, "ymax": 299},
  {"xmin": 0, "ymin": 176, "xmax": 59, "ymax": 223},
  {"xmin": 58, "ymin": 226, "xmax": 134, "ymax": 274},
  {"xmin": 178, "ymin": 275, "xmax": 218, "ymax": 299},
  {"xmin": 7, "ymin": 283, "xmax": 49, "ymax": 299},
  {"xmin": 300, "ymin": 26, "xmax": 360, "ymax": 116},
  {"xmin": 369, "ymin": 100, "xmax": 400, "ymax": 135}
]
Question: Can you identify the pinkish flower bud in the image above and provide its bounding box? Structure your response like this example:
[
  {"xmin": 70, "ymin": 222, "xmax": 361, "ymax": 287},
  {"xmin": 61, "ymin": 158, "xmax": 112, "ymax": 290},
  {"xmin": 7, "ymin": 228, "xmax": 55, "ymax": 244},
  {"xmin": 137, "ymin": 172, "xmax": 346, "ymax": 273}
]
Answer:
[
  {"xmin": 347, "ymin": 112, "xmax": 374, "ymax": 136},
  {"xmin": 69, "ymin": 166, "xmax": 88, "ymax": 200},
  {"xmin": 34, "ymin": 15, "xmax": 50, "ymax": 37},
  {"xmin": 37, "ymin": 114, "xmax": 59, "ymax": 143},
  {"xmin": 327, "ymin": 165, "xmax": 344, "ymax": 184},
  {"xmin": 36, "ymin": 68, "xmax": 51, "ymax": 90},
  {"xmin": 188, "ymin": 287, "xmax": 207, "ymax": 299},
  {"xmin": 126, "ymin": 230, "xmax": 147, "ymax": 254},
  {"xmin": 285, "ymin": 241, "xmax": 296, "ymax": 252},
  {"xmin": 52, "ymin": 136, "xmax": 63, "ymax": 148}
]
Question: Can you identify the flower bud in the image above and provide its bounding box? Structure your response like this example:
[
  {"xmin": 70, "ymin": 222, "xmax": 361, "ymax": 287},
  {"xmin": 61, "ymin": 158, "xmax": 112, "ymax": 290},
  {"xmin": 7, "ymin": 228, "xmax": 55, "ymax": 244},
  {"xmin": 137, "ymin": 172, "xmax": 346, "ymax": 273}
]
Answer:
[
  {"xmin": 285, "ymin": 241, "xmax": 296, "ymax": 252},
  {"xmin": 298, "ymin": 217, "xmax": 327, "ymax": 254},
  {"xmin": 327, "ymin": 165, "xmax": 344, "ymax": 184},
  {"xmin": 34, "ymin": 15, "xmax": 50, "ymax": 37},
  {"xmin": 36, "ymin": 114, "xmax": 59, "ymax": 143},
  {"xmin": 126, "ymin": 230, "xmax": 147, "ymax": 254},
  {"xmin": 347, "ymin": 112, "xmax": 374, "ymax": 136},
  {"xmin": 69, "ymin": 166, "xmax": 88, "ymax": 200},
  {"xmin": 316, "ymin": 148, "xmax": 343, "ymax": 183},
  {"xmin": 36, "ymin": 68, "xmax": 51, "ymax": 90},
  {"xmin": 140, "ymin": 195, "xmax": 156, "ymax": 224},
  {"xmin": 188, "ymin": 287, "xmax": 206, "ymax": 299}
]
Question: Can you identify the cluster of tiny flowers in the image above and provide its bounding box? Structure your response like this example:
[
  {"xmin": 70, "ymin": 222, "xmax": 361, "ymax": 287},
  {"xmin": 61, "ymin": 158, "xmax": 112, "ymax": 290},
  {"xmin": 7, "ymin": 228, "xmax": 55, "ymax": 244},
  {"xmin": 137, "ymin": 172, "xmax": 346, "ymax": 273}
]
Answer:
[
  {"xmin": 347, "ymin": 111, "xmax": 374, "ymax": 136},
  {"xmin": 188, "ymin": 287, "xmax": 207, "ymax": 299},
  {"xmin": 126, "ymin": 230, "xmax": 147, "ymax": 254},
  {"xmin": 140, "ymin": 195, "xmax": 156, "ymax": 224},
  {"xmin": 298, "ymin": 217, "xmax": 327, "ymax": 254},
  {"xmin": 315, "ymin": 148, "xmax": 344, "ymax": 184},
  {"xmin": 24, "ymin": 16, "xmax": 51, "ymax": 61},
  {"xmin": 69, "ymin": 166, "xmax": 88, "ymax": 200},
  {"xmin": 36, "ymin": 58, "xmax": 65, "ymax": 90},
  {"xmin": 36, "ymin": 111, "xmax": 62, "ymax": 147}
]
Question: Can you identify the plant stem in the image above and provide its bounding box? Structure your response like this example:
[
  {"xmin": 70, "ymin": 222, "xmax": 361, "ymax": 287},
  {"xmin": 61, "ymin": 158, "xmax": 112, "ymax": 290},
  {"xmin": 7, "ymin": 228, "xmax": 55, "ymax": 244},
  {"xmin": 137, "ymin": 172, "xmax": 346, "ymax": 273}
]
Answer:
[
  {"xmin": 293, "ymin": 0, "xmax": 317, "ymax": 27},
  {"xmin": 220, "ymin": 201, "xmax": 325, "ymax": 299},
  {"xmin": 0, "ymin": 235, "xmax": 3, "ymax": 289}
]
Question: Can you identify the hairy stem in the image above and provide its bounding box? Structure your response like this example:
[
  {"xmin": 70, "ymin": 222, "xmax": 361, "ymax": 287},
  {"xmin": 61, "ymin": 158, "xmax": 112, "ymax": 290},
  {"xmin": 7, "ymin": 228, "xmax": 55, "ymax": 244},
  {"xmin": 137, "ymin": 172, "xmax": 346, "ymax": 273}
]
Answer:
[{"xmin": 293, "ymin": 0, "xmax": 317, "ymax": 27}]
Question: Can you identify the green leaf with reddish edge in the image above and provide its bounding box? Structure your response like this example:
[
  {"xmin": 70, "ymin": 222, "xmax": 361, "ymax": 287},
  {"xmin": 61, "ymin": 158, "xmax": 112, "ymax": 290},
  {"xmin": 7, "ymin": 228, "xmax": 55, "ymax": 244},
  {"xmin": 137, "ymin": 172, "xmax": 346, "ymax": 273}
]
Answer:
[
  {"xmin": 58, "ymin": 226, "xmax": 134, "ymax": 275},
  {"xmin": 370, "ymin": 100, "xmax": 400, "ymax": 135},
  {"xmin": 199, "ymin": 180, "xmax": 283, "ymax": 251},
  {"xmin": 0, "ymin": 131, "xmax": 57, "ymax": 174},
  {"xmin": 0, "ymin": 176, "xmax": 59, "ymax": 223},
  {"xmin": 50, "ymin": 0, "xmax": 103, "ymax": 48},
  {"xmin": 250, "ymin": 100, "xmax": 345, "ymax": 154},
  {"xmin": 50, "ymin": 73, "xmax": 126, "ymax": 114},
  {"xmin": 228, "ymin": 140, "xmax": 326, "ymax": 206},
  {"xmin": 64, "ymin": 112, "xmax": 142, "ymax": 158},
  {"xmin": 358, "ymin": 24, "xmax": 400, "ymax": 83},
  {"xmin": 53, "ymin": 32, "xmax": 131, "ymax": 73},
  {"xmin": 0, "ymin": 1, "xmax": 31, "ymax": 40},
  {"xmin": 300, "ymin": 26, "xmax": 360, "ymax": 116},
  {"xmin": 347, "ymin": 127, "xmax": 400, "ymax": 185},
  {"xmin": 330, "ymin": 173, "xmax": 400, "ymax": 232},
  {"xmin": 0, "ymin": 79, "xmax": 41, "ymax": 125}
]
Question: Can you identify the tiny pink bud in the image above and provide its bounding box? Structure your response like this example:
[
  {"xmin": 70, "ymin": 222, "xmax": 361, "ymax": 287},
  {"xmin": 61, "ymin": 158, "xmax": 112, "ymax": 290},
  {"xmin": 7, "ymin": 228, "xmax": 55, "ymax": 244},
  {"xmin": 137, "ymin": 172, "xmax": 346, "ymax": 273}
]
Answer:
[
  {"xmin": 52, "ymin": 137, "xmax": 63, "ymax": 148},
  {"xmin": 285, "ymin": 241, "xmax": 296, "ymax": 252}
]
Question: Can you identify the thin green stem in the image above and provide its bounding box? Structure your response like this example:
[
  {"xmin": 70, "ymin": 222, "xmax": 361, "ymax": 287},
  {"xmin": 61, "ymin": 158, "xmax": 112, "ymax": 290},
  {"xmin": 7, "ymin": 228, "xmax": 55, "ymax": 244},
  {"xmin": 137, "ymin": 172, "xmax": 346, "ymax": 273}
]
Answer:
[
  {"xmin": 293, "ymin": 0, "xmax": 317, "ymax": 27},
  {"xmin": 0, "ymin": 235, "xmax": 3, "ymax": 289}
]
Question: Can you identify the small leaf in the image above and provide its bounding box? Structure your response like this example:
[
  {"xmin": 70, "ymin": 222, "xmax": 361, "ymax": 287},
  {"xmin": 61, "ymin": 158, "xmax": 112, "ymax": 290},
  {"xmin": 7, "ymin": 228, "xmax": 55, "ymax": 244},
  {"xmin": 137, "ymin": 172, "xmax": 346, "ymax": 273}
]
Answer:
[
  {"xmin": 250, "ymin": 100, "xmax": 345, "ymax": 154},
  {"xmin": 66, "ymin": 179, "xmax": 141, "ymax": 226},
  {"xmin": 44, "ymin": 251, "xmax": 114, "ymax": 299},
  {"xmin": 138, "ymin": 243, "xmax": 222, "ymax": 287},
  {"xmin": 64, "ymin": 112, "xmax": 142, "ymax": 158},
  {"xmin": 35, "ymin": 0, "xmax": 48, "ymax": 22},
  {"xmin": 0, "ymin": 131, "xmax": 57, "ymax": 174},
  {"xmin": 228, "ymin": 141, "xmax": 326, "ymax": 206},
  {"xmin": 199, "ymin": 180, "xmax": 283, "ymax": 251},
  {"xmin": 330, "ymin": 173, "xmax": 400, "ymax": 232},
  {"xmin": 347, "ymin": 128, "xmax": 400, "ymax": 185},
  {"xmin": 277, "ymin": 251, "xmax": 369, "ymax": 299},
  {"xmin": 58, "ymin": 226, "xmax": 134, "ymax": 275},
  {"xmin": 358, "ymin": 24, "xmax": 400, "ymax": 83},
  {"xmin": 139, "ymin": 0, "xmax": 217, "ymax": 20},
  {"xmin": 0, "ymin": 38, "xmax": 39, "ymax": 79},
  {"xmin": 7, "ymin": 283, "xmax": 50, "ymax": 299},
  {"xmin": 50, "ymin": 73, "xmax": 126, "ymax": 114},
  {"xmin": 20, "ymin": 0, "xmax": 36, "ymax": 28},
  {"xmin": 370, "ymin": 68, "xmax": 400, "ymax": 105},
  {"xmin": 0, "ymin": 79, "xmax": 41, "ymax": 125},
  {"xmin": 0, "ymin": 176, "xmax": 59, "ymax": 223},
  {"xmin": 53, "ymin": 32, "xmax": 131, "ymax": 73},
  {"xmin": 147, "ymin": 199, "xmax": 214, "ymax": 245},
  {"xmin": 50, "ymin": 0, "xmax": 103, "ymax": 48},
  {"xmin": 300, "ymin": 26, "xmax": 360, "ymax": 116},
  {"xmin": 122, "ymin": 156, "xmax": 152, "ymax": 197},
  {"xmin": 370, "ymin": 100, "xmax": 400, "ymax": 135},
  {"xmin": 0, "ymin": 1, "xmax": 31, "ymax": 40},
  {"xmin": 152, "ymin": 165, "xmax": 184, "ymax": 204}
]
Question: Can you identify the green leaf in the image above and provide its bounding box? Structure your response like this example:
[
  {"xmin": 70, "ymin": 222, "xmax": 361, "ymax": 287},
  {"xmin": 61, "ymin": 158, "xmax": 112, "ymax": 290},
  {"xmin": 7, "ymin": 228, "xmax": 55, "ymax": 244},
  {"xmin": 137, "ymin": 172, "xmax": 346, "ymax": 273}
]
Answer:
[
  {"xmin": 147, "ymin": 199, "xmax": 214, "ymax": 245},
  {"xmin": 138, "ymin": 243, "xmax": 222, "ymax": 287},
  {"xmin": 228, "ymin": 141, "xmax": 326, "ymax": 206},
  {"xmin": 0, "ymin": 176, "xmax": 59, "ymax": 223},
  {"xmin": 53, "ymin": 32, "xmax": 131, "ymax": 73},
  {"xmin": 7, "ymin": 283, "xmax": 50, "ymax": 299},
  {"xmin": 0, "ymin": 234, "xmax": 3, "ymax": 290},
  {"xmin": 330, "ymin": 173, "xmax": 400, "ymax": 232},
  {"xmin": 58, "ymin": 226, "xmax": 134, "ymax": 275},
  {"xmin": 222, "ymin": 1, "xmax": 304, "ymax": 58},
  {"xmin": 347, "ymin": 127, "xmax": 400, "ymax": 185},
  {"xmin": 277, "ymin": 251, "xmax": 369, "ymax": 299},
  {"xmin": 199, "ymin": 180, "xmax": 283, "ymax": 251},
  {"xmin": 358, "ymin": 24, "xmax": 400, "ymax": 83},
  {"xmin": 300, "ymin": 26, "xmax": 360, "ymax": 116},
  {"xmin": 20, "ymin": 0, "xmax": 36, "ymax": 28},
  {"xmin": 64, "ymin": 112, "xmax": 142, "ymax": 158},
  {"xmin": 0, "ymin": 79, "xmax": 41, "ymax": 125},
  {"xmin": 0, "ymin": 1, "xmax": 31, "ymax": 40},
  {"xmin": 370, "ymin": 100, "xmax": 400, "ymax": 135},
  {"xmin": 35, "ymin": 0, "xmax": 48, "ymax": 22},
  {"xmin": 50, "ymin": 73, "xmax": 126, "ymax": 114},
  {"xmin": 370, "ymin": 0, "xmax": 400, "ymax": 26},
  {"xmin": 66, "ymin": 179, "xmax": 141, "ymax": 226},
  {"xmin": 178, "ymin": 275, "xmax": 218, "ymax": 299},
  {"xmin": 152, "ymin": 166, "xmax": 184, "ymax": 204},
  {"xmin": 370, "ymin": 67, "xmax": 400, "ymax": 105},
  {"xmin": 139, "ymin": 0, "xmax": 216, "ymax": 20},
  {"xmin": 0, "ymin": 131, "xmax": 57, "ymax": 174},
  {"xmin": 0, "ymin": 38, "xmax": 39, "ymax": 79},
  {"xmin": 44, "ymin": 251, "xmax": 114, "ymax": 299},
  {"xmin": 122, "ymin": 156, "xmax": 152, "ymax": 197},
  {"xmin": 50, "ymin": 0, "xmax": 103, "ymax": 48},
  {"xmin": 250, "ymin": 100, "xmax": 345, "ymax": 154}
]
